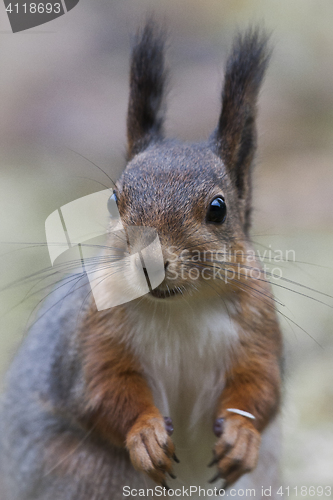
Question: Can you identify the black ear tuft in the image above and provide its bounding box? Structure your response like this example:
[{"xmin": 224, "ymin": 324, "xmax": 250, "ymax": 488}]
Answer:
[
  {"xmin": 213, "ymin": 28, "xmax": 271, "ymax": 234},
  {"xmin": 127, "ymin": 20, "xmax": 168, "ymax": 160}
]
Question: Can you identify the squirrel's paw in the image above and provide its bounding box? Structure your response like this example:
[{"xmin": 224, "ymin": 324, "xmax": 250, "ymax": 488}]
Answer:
[
  {"xmin": 209, "ymin": 416, "xmax": 260, "ymax": 487},
  {"xmin": 126, "ymin": 414, "xmax": 177, "ymax": 486}
]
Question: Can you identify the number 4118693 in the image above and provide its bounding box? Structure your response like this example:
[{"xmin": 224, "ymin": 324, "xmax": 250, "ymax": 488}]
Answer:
[
  {"xmin": 5, "ymin": 3, "xmax": 61, "ymax": 14},
  {"xmin": 277, "ymin": 486, "xmax": 332, "ymax": 497}
]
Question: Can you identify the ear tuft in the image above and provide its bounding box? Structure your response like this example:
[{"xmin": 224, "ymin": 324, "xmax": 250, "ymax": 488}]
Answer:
[
  {"xmin": 214, "ymin": 27, "xmax": 271, "ymax": 234},
  {"xmin": 127, "ymin": 20, "xmax": 168, "ymax": 160}
]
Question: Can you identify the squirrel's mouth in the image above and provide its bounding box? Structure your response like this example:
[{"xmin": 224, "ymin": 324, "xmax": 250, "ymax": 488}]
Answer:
[{"xmin": 149, "ymin": 287, "xmax": 181, "ymax": 299}]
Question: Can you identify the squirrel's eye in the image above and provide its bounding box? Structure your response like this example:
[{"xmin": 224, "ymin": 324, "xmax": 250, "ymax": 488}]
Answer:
[
  {"xmin": 206, "ymin": 197, "xmax": 227, "ymax": 224},
  {"xmin": 107, "ymin": 192, "xmax": 118, "ymax": 218}
]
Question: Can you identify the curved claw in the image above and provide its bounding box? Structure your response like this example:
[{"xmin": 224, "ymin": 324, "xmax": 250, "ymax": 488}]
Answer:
[
  {"xmin": 162, "ymin": 481, "xmax": 171, "ymax": 491},
  {"xmin": 208, "ymin": 455, "xmax": 218, "ymax": 467}
]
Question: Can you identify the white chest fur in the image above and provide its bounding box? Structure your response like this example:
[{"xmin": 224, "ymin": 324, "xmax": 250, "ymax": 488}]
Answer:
[
  {"xmin": 125, "ymin": 295, "xmax": 240, "ymax": 491},
  {"xmin": 127, "ymin": 295, "xmax": 239, "ymax": 424}
]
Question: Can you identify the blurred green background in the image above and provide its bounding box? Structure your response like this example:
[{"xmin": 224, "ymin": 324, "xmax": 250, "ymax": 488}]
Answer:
[{"xmin": 0, "ymin": 0, "xmax": 332, "ymax": 496}]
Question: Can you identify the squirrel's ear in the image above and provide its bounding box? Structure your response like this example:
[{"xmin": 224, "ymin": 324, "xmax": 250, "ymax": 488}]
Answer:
[
  {"xmin": 127, "ymin": 21, "xmax": 168, "ymax": 160},
  {"xmin": 213, "ymin": 29, "xmax": 270, "ymax": 233}
]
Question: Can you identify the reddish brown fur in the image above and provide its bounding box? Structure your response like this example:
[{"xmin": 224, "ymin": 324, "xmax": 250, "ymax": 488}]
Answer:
[
  {"xmin": 79, "ymin": 309, "xmax": 159, "ymax": 446},
  {"xmin": 78, "ymin": 307, "xmax": 176, "ymax": 482}
]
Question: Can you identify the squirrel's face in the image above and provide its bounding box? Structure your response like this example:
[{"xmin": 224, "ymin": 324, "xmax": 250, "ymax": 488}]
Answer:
[
  {"xmin": 104, "ymin": 23, "xmax": 269, "ymax": 302},
  {"xmin": 106, "ymin": 141, "xmax": 250, "ymax": 301}
]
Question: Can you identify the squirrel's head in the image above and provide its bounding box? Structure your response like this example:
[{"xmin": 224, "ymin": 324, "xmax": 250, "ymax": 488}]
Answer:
[{"xmin": 107, "ymin": 21, "xmax": 270, "ymax": 303}]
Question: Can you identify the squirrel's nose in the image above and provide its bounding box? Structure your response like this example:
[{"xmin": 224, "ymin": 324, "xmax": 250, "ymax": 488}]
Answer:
[{"xmin": 164, "ymin": 260, "xmax": 169, "ymax": 271}]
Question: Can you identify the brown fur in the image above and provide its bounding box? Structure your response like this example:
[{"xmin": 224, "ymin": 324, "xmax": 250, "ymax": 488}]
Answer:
[{"xmin": 0, "ymin": 21, "xmax": 283, "ymax": 500}]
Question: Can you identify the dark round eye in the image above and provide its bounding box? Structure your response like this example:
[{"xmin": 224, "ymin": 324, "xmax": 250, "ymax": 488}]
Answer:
[
  {"xmin": 206, "ymin": 197, "xmax": 227, "ymax": 224},
  {"xmin": 107, "ymin": 192, "xmax": 118, "ymax": 218}
]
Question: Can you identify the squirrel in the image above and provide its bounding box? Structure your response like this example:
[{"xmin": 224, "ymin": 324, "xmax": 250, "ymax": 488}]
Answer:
[{"xmin": 0, "ymin": 20, "xmax": 283, "ymax": 500}]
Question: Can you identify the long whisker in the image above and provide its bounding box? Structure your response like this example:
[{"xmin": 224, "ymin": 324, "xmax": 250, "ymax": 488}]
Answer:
[
  {"xmin": 0, "ymin": 242, "xmax": 128, "ymax": 291},
  {"xmin": 73, "ymin": 176, "xmax": 113, "ymax": 192},
  {"xmin": 23, "ymin": 271, "xmax": 88, "ymax": 331},
  {"xmin": 67, "ymin": 148, "xmax": 117, "ymax": 189}
]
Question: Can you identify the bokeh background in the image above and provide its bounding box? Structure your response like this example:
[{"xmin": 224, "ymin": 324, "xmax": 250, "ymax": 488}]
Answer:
[{"xmin": 0, "ymin": 1, "xmax": 332, "ymax": 496}]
